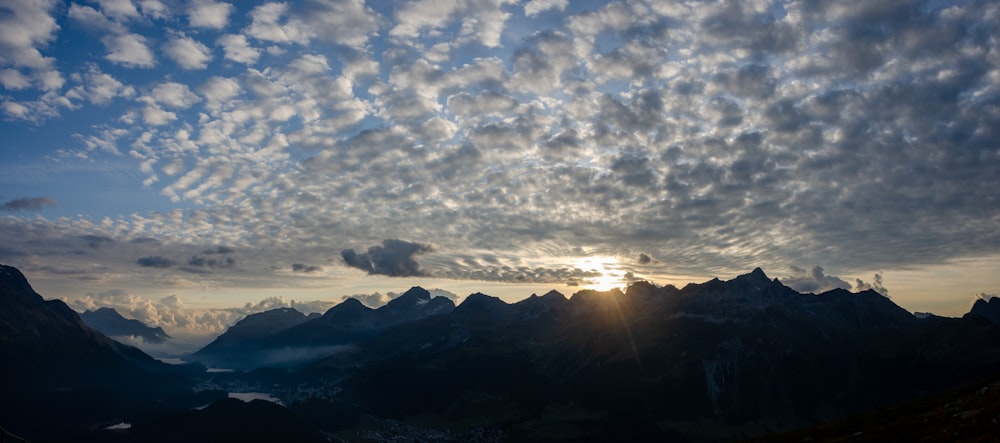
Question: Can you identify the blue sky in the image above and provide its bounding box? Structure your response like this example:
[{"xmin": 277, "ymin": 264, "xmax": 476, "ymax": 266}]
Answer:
[{"xmin": 1, "ymin": 0, "xmax": 999, "ymax": 340}]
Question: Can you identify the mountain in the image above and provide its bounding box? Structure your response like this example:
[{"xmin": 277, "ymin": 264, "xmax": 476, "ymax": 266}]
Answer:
[
  {"xmin": 964, "ymin": 296, "xmax": 1000, "ymax": 326},
  {"xmin": 191, "ymin": 287, "xmax": 455, "ymax": 370},
  {"xmin": 192, "ymin": 307, "xmax": 314, "ymax": 368},
  {"xmin": 0, "ymin": 265, "xmax": 162, "ymax": 386},
  {"xmin": 0, "ymin": 264, "xmax": 207, "ymax": 441},
  {"xmin": 81, "ymin": 307, "xmax": 171, "ymax": 343},
  {"xmin": 299, "ymin": 268, "xmax": 1000, "ymax": 442}
]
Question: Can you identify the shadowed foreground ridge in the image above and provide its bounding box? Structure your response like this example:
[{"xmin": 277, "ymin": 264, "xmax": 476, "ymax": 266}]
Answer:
[
  {"xmin": 747, "ymin": 373, "xmax": 1000, "ymax": 443},
  {"xmin": 3, "ymin": 264, "xmax": 1000, "ymax": 442}
]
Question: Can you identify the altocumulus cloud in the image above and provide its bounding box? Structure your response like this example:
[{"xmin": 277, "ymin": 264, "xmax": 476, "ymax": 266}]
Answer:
[
  {"xmin": 0, "ymin": 0, "xmax": 998, "ymax": 299},
  {"xmin": 342, "ymin": 239, "xmax": 434, "ymax": 277}
]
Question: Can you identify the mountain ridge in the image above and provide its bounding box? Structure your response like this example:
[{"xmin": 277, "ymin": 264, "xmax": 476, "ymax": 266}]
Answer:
[
  {"xmin": 192, "ymin": 286, "xmax": 457, "ymax": 369},
  {"xmin": 5, "ymin": 263, "xmax": 1000, "ymax": 442},
  {"xmin": 81, "ymin": 306, "xmax": 172, "ymax": 343}
]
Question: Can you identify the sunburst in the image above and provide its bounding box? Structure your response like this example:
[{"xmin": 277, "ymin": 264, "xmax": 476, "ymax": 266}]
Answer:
[{"xmin": 574, "ymin": 256, "xmax": 625, "ymax": 292}]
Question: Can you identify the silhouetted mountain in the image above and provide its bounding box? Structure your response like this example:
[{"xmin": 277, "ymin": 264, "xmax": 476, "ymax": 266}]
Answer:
[
  {"xmin": 16, "ymin": 261, "xmax": 998, "ymax": 442},
  {"xmin": 0, "ymin": 265, "xmax": 162, "ymax": 386},
  {"xmin": 965, "ymin": 296, "xmax": 1000, "ymax": 326},
  {"xmin": 81, "ymin": 307, "xmax": 171, "ymax": 343},
  {"xmin": 192, "ymin": 307, "xmax": 313, "ymax": 368},
  {"xmin": 378, "ymin": 286, "xmax": 455, "ymax": 324},
  {"xmin": 304, "ymin": 269, "xmax": 1000, "ymax": 442},
  {"xmin": 0, "ymin": 264, "xmax": 206, "ymax": 441},
  {"xmin": 191, "ymin": 287, "xmax": 455, "ymax": 369}
]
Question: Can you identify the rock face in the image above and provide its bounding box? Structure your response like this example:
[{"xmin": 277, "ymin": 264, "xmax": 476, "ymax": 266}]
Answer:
[{"xmin": 81, "ymin": 307, "xmax": 172, "ymax": 343}]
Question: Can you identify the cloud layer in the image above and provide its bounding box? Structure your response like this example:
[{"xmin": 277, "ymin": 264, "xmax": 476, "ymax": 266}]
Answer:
[{"xmin": 0, "ymin": 0, "xmax": 997, "ymax": 313}]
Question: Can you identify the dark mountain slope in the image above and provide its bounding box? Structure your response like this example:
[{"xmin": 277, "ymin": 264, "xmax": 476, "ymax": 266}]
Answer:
[
  {"xmin": 0, "ymin": 264, "xmax": 207, "ymax": 441},
  {"xmin": 747, "ymin": 372, "xmax": 1000, "ymax": 443},
  {"xmin": 192, "ymin": 307, "xmax": 313, "ymax": 368}
]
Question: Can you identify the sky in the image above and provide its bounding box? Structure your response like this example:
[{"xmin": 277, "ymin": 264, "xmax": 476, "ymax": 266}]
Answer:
[{"xmin": 1, "ymin": 0, "xmax": 999, "ymax": 342}]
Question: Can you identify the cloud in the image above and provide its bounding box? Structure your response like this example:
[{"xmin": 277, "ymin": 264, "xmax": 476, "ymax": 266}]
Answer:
[
  {"xmin": 218, "ymin": 34, "xmax": 261, "ymax": 65},
  {"xmin": 202, "ymin": 246, "xmax": 235, "ymax": 254},
  {"xmin": 0, "ymin": 197, "xmax": 56, "ymax": 211},
  {"xmin": 102, "ymin": 33, "xmax": 156, "ymax": 67},
  {"xmin": 0, "ymin": 0, "xmax": 61, "ymax": 70},
  {"xmin": 96, "ymin": 0, "xmax": 141, "ymax": 21},
  {"xmin": 341, "ymin": 239, "xmax": 434, "ymax": 277},
  {"xmin": 187, "ymin": 255, "xmax": 235, "ymax": 269},
  {"xmin": 245, "ymin": 2, "xmax": 309, "ymax": 44},
  {"xmin": 142, "ymin": 81, "xmax": 201, "ymax": 108},
  {"xmin": 65, "ymin": 65, "xmax": 135, "ymax": 104},
  {"xmin": 637, "ymin": 253, "xmax": 653, "ymax": 265},
  {"xmin": 81, "ymin": 234, "xmax": 115, "ymax": 248},
  {"xmin": 342, "ymin": 292, "xmax": 391, "ymax": 308},
  {"xmin": 137, "ymin": 0, "xmax": 169, "ymax": 19},
  {"xmin": 3, "ymin": 0, "xmax": 1000, "ymax": 308},
  {"xmin": 68, "ymin": 290, "xmax": 337, "ymax": 340},
  {"xmin": 137, "ymin": 256, "xmax": 176, "ymax": 268},
  {"xmin": 187, "ymin": 0, "xmax": 233, "ymax": 30},
  {"xmin": 163, "ymin": 34, "xmax": 212, "ymax": 69},
  {"xmin": 524, "ymin": 0, "xmax": 567, "ymax": 17},
  {"xmin": 67, "ymin": 3, "xmax": 124, "ymax": 34},
  {"xmin": 291, "ymin": 263, "xmax": 321, "ymax": 273},
  {"xmin": 196, "ymin": 76, "xmax": 242, "ymax": 111},
  {"xmin": 854, "ymin": 273, "xmax": 890, "ymax": 298},
  {"xmin": 780, "ymin": 265, "xmax": 853, "ymax": 294}
]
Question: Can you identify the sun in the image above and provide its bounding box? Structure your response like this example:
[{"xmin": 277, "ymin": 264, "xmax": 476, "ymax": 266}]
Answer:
[
  {"xmin": 588, "ymin": 274, "xmax": 623, "ymax": 292},
  {"xmin": 574, "ymin": 256, "xmax": 625, "ymax": 292}
]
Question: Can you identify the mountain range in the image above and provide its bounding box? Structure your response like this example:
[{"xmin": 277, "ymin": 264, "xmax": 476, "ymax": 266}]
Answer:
[
  {"xmin": 3, "ymin": 263, "xmax": 1000, "ymax": 442},
  {"xmin": 184, "ymin": 267, "xmax": 1000, "ymax": 441},
  {"xmin": 80, "ymin": 307, "xmax": 172, "ymax": 343},
  {"xmin": 194, "ymin": 287, "xmax": 454, "ymax": 369}
]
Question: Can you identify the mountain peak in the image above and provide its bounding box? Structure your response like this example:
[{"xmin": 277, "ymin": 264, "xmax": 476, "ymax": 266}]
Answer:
[
  {"xmin": 541, "ymin": 289, "xmax": 566, "ymax": 300},
  {"xmin": 965, "ymin": 296, "xmax": 1000, "ymax": 326},
  {"xmin": 457, "ymin": 292, "xmax": 507, "ymax": 312},
  {"xmin": 733, "ymin": 267, "xmax": 770, "ymax": 286},
  {"xmin": 0, "ymin": 264, "xmax": 43, "ymax": 304},
  {"xmin": 384, "ymin": 287, "xmax": 431, "ymax": 309},
  {"xmin": 324, "ymin": 297, "xmax": 374, "ymax": 319},
  {"xmin": 401, "ymin": 286, "xmax": 431, "ymax": 299}
]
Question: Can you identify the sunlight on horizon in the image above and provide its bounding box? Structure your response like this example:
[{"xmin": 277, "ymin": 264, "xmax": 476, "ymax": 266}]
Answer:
[{"xmin": 573, "ymin": 256, "xmax": 627, "ymax": 292}]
